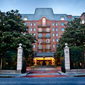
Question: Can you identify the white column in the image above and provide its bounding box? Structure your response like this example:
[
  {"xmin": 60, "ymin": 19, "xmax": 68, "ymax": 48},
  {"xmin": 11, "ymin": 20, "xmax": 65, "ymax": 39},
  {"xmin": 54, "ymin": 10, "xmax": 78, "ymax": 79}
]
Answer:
[
  {"xmin": 17, "ymin": 43, "xmax": 23, "ymax": 73},
  {"xmin": 64, "ymin": 43, "xmax": 70, "ymax": 70}
]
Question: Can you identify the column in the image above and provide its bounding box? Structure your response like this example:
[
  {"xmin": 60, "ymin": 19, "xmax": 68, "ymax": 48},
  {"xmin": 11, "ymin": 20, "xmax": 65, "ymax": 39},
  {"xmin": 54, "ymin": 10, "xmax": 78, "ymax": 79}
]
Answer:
[
  {"xmin": 64, "ymin": 43, "xmax": 70, "ymax": 71},
  {"xmin": 17, "ymin": 43, "xmax": 23, "ymax": 73}
]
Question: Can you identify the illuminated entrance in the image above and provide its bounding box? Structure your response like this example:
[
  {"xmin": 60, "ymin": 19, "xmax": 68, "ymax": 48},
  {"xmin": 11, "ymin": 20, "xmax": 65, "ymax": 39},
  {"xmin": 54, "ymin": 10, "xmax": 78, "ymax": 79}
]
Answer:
[{"xmin": 33, "ymin": 57, "xmax": 55, "ymax": 66}]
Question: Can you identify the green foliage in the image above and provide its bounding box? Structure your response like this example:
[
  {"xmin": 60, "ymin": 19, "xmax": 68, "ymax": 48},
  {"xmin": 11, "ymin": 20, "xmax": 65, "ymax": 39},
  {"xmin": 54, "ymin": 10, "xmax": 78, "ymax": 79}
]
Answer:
[
  {"xmin": 2, "ymin": 50, "xmax": 17, "ymax": 70},
  {"xmin": 0, "ymin": 10, "xmax": 36, "ymax": 59},
  {"xmin": 70, "ymin": 47, "xmax": 84, "ymax": 69},
  {"xmin": 56, "ymin": 18, "xmax": 85, "ymax": 58}
]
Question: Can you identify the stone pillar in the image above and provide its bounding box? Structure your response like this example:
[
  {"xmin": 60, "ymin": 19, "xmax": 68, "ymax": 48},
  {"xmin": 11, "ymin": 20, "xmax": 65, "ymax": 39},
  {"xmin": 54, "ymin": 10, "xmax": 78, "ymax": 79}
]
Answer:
[
  {"xmin": 17, "ymin": 43, "xmax": 23, "ymax": 73},
  {"xmin": 33, "ymin": 58, "xmax": 37, "ymax": 66},
  {"xmin": 64, "ymin": 43, "xmax": 70, "ymax": 71}
]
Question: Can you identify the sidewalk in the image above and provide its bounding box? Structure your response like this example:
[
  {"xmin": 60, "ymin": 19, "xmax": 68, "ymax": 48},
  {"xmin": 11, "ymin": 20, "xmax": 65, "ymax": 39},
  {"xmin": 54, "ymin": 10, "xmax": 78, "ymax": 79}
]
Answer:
[{"xmin": 58, "ymin": 71, "xmax": 85, "ymax": 77}]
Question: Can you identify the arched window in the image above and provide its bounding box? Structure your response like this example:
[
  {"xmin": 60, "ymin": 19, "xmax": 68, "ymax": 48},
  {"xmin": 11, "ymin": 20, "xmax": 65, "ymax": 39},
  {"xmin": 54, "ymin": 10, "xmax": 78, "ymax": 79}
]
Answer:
[
  {"xmin": 61, "ymin": 17, "xmax": 64, "ymax": 20},
  {"xmin": 56, "ymin": 28, "xmax": 58, "ymax": 31},
  {"xmin": 42, "ymin": 18, "xmax": 46, "ymax": 25},
  {"xmin": 24, "ymin": 17, "xmax": 28, "ymax": 21}
]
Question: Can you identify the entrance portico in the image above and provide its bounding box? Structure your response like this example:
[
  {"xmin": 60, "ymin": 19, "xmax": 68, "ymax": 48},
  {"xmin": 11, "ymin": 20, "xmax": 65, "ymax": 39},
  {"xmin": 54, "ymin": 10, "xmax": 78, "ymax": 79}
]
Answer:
[{"xmin": 34, "ymin": 57, "xmax": 55, "ymax": 66}]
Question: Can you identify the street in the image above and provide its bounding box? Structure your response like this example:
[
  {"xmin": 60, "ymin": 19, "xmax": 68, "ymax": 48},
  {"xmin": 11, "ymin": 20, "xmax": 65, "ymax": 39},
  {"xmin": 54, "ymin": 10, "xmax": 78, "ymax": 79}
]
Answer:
[{"xmin": 0, "ymin": 77, "xmax": 85, "ymax": 85}]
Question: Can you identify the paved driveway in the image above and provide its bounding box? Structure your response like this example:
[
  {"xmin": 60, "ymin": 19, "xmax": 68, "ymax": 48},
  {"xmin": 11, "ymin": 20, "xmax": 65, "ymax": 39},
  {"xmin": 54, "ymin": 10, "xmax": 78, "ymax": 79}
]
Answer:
[{"xmin": 0, "ymin": 77, "xmax": 85, "ymax": 85}]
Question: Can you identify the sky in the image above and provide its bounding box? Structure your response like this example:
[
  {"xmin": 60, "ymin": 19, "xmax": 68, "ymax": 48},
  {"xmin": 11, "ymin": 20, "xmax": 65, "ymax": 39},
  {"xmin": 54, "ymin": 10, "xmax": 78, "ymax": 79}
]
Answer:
[{"xmin": 0, "ymin": 0, "xmax": 85, "ymax": 16}]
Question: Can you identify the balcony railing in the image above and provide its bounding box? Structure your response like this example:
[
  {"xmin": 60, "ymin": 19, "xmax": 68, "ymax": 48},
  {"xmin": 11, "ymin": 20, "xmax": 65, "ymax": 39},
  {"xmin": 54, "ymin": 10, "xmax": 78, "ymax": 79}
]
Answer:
[
  {"xmin": 38, "ymin": 47, "xmax": 50, "ymax": 50},
  {"xmin": 38, "ymin": 24, "xmax": 50, "ymax": 28},
  {"xmin": 38, "ymin": 30, "xmax": 51, "ymax": 33},
  {"xmin": 38, "ymin": 41, "xmax": 51, "ymax": 44},
  {"xmin": 38, "ymin": 36, "xmax": 51, "ymax": 38}
]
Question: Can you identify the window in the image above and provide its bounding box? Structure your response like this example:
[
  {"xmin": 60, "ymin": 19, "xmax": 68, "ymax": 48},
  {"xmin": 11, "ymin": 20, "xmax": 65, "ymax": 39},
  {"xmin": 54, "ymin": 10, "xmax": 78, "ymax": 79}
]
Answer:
[
  {"xmin": 46, "ymin": 39, "xmax": 50, "ymax": 43},
  {"xmin": 68, "ymin": 18, "xmax": 71, "ymax": 22},
  {"xmin": 56, "ymin": 39, "xmax": 58, "ymax": 42},
  {"xmin": 34, "ymin": 28, "xmax": 36, "ymax": 31},
  {"xmin": 31, "ymin": 33, "xmax": 32, "ymax": 35},
  {"xmin": 53, "ymin": 44, "xmax": 55, "ymax": 48},
  {"xmin": 38, "ymin": 33, "xmax": 42, "ymax": 37},
  {"xmin": 56, "ymin": 33, "xmax": 58, "ymax": 36},
  {"xmin": 46, "ymin": 33, "xmax": 50, "ymax": 37},
  {"xmin": 61, "ymin": 23, "xmax": 64, "ymax": 26},
  {"xmin": 34, "ymin": 33, "xmax": 36, "ymax": 36},
  {"xmin": 33, "ymin": 44, "xmax": 35, "ymax": 48},
  {"xmin": 53, "ymin": 33, "xmax": 55, "ymax": 36},
  {"xmin": 30, "ymin": 28, "xmax": 32, "ymax": 31},
  {"xmin": 56, "ymin": 23, "xmax": 57, "ymax": 26},
  {"xmin": 56, "ymin": 28, "xmax": 58, "ymax": 31},
  {"xmin": 38, "ymin": 28, "xmax": 42, "ymax": 32},
  {"xmin": 52, "ymin": 23, "xmax": 54, "ymax": 26},
  {"xmin": 24, "ymin": 17, "xmax": 28, "ymax": 21},
  {"xmin": 38, "ymin": 45, "xmax": 42, "ymax": 49},
  {"xmin": 23, "ymin": 33, "xmax": 26, "ymax": 35},
  {"xmin": 38, "ymin": 39, "xmax": 42, "ymax": 43},
  {"xmin": 81, "ymin": 19, "xmax": 84, "ymax": 24},
  {"xmin": 34, "ymin": 23, "xmax": 36, "ymax": 26},
  {"xmin": 61, "ymin": 17, "xmax": 64, "ymax": 20},
  {"xmin": 24, "ymin": 23, "xmax": 27, "ymax": 26},
  {"xmin": 46, "ymin": 44, "xmax": 50, "ymax": 49},
  {"xmin": 53, "ymin": 39, "xmax": 55, "ymax": 42},
  {"xmin": 42, "ymin": 18, "xmax": 46, "ymax": 25},
  {"xmin": 61, "ymin": 28, "xmax": 64, "ymax": 31},
  {"xmin": 30, "ymin": 23, "xmax": 32, "ymax": 26},
  {"xmin": 56, "ymin": 44, "xmax": 58, "ymax": 47},
  {"xmin": 46, "ymin": 28, "xmax": 50, "ymax": 32},
  {"xmin": 53, "ymin": 28, "xmax": 54, "ymax": 31}
]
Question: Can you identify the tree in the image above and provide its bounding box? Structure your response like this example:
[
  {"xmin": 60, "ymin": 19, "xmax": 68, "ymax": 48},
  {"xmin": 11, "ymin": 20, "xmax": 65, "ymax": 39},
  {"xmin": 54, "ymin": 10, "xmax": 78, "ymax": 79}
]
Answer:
[
  {"xmin": 55, "ymin": 18, "xmax": 85, "ymax": 58},
  {"xmin": 0, "ymin": 10, "xmax": 36, "ymax": 60}
]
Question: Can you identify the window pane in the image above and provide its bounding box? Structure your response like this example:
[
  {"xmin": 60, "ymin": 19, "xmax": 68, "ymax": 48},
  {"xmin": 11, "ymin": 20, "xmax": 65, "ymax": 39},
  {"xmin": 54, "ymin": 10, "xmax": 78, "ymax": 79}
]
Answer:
[
  {"xmin": 61, "ymin": 23, "xmax": 64, "ymax": 26},
  {"xmin": 34, "ymin": 28, "xmax": 36, "ymax": 31},
  {"xmin": 24, "ymin": 17, "xmax": 27, "ymax": 21},
  {"xmin": 68, "ymin": 18, "xmax": 71, "ymax": 22},
  {"xmin": 56, "ymin": 23, "xmax": 57, "ymax": 26},
  {"xmin": 56, "ymin": 28, "xmax": 58, "ymax": 31},
  {"xmin": 52, "ymin": 23, "xmax": 54, "ymax": 26},
  {"xmin": 38, "ymin": 33, "xmax": 42, "ymax": 37},
  {"xmin": 56, "ymin": 33, "xmax": 58, "ymax": 36},
  {"xmin": 30, "ymin": 23, "xmax": 32, "ymax": 26},
  {"xmin": 24, "ymin": 23, "xmax": 27, "ymax": 26},
  {"xmin": 56, "ymin": 39, "xmax": 58, "ymax": 42},
  {"xmin": 61, "ymin": 17, "xmax": 64, "ymax": 20},
  {"xmin": 53, "ymin": 28, "xmax": 54, "ymax": 31},
  {"xmin": 53, "ymin": 33, "xmax": 55, "ymax": 36},
  {"xmin": 33, "ymin": 45, "xmax": 35, "ymax": 48},
  {"xmin": 34, "ymin": 23, "xmax": 36, "ymax": 26},
  {"xmin": 46, "ymin": 33, "xmax": 50, "ymax": 37},
  {"xmin": 61, "ymin": 28, "xmax": 64, "ymax": 31},
  {"xmin": 30, "ymin": 28, "xmax": 32, "ymax": 31},
  {"xmin": 34, "ymin": 33, "xmax": 35, "ymax": 36},
  {"xmin": 53, "ymin": 44, "xmax": 55, "ymax": 48},
  {"xmin": 53, "ymin": 39, "xmax": 55, "ymax": 42}
]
